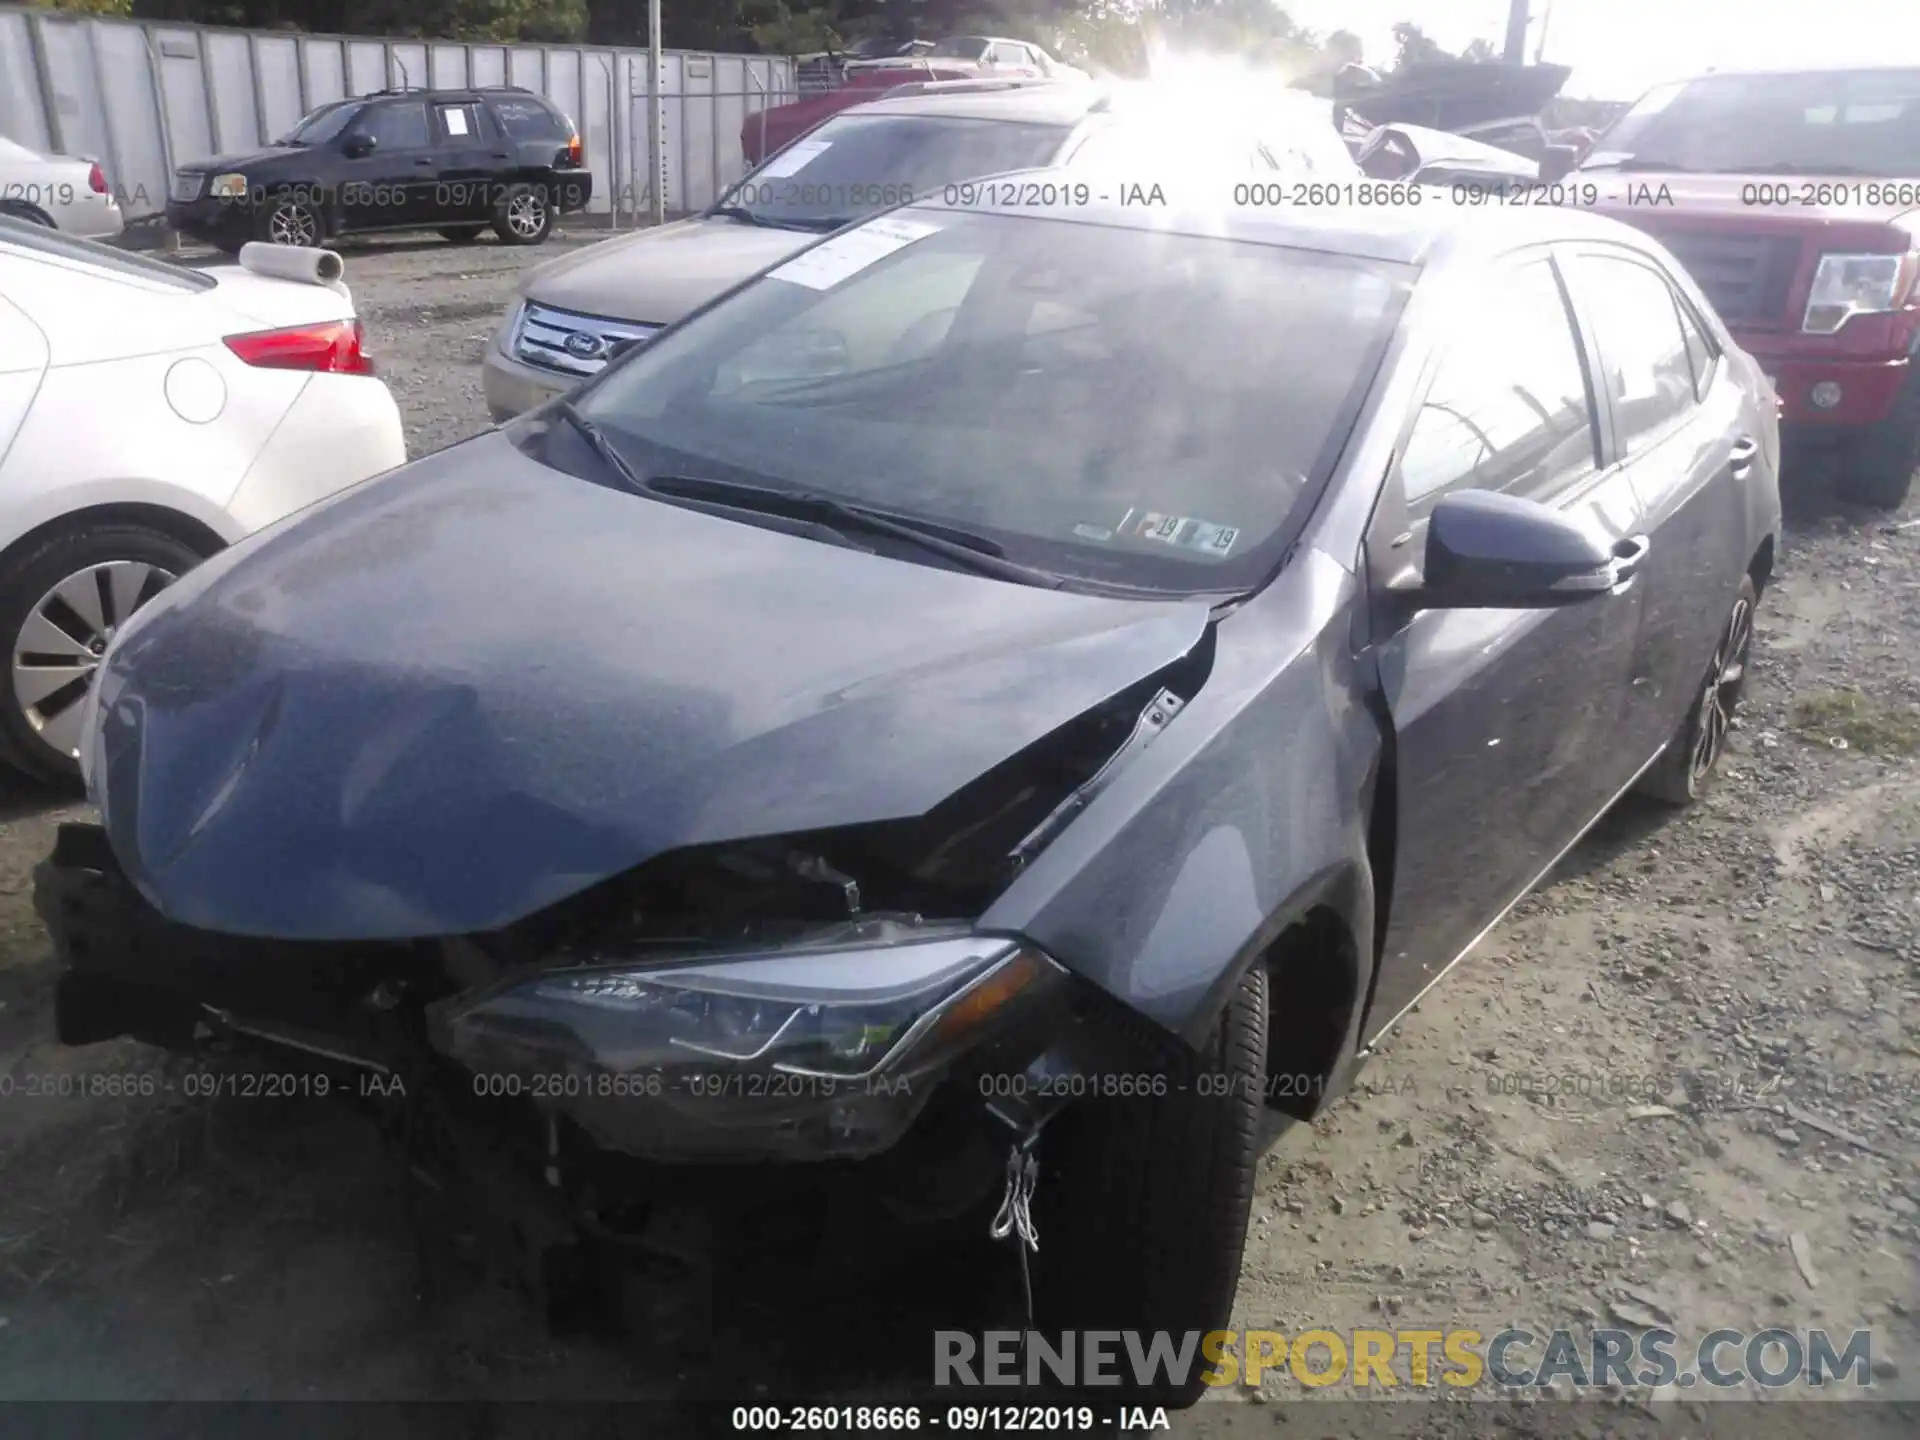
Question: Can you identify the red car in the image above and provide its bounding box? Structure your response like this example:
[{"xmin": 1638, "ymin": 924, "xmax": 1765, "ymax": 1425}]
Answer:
[
  {"xmin": 1561, "ymin": 66, "xmax": 1920, "ymax": 508},
  {"xmin": 744, "ymin": 36, "xmax": 1091, "ymax": 165},
  {"xmin": 741, "ymin": 63, "xmax": 974, "ymax": 165}
]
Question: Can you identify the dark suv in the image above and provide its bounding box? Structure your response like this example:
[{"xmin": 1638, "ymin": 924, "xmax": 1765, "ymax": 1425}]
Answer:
[{"xmin": 166, "ymin": 86, "xmax": 593, "ymax": 252}]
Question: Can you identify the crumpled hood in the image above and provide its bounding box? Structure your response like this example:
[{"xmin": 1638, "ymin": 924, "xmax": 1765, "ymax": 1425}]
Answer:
[
  {"xmin": 89, "ymin": 431, "xmax": 1209, "ymax": 941},
  {"xmin": 518, "ymin": 215, "xmax": 812, "ymax": 326}
]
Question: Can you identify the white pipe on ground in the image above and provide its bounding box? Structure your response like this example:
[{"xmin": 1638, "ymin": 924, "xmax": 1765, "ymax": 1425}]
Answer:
[{"xmin": 237, "ymin": 241, "xmax": 345, "ymax": 286}]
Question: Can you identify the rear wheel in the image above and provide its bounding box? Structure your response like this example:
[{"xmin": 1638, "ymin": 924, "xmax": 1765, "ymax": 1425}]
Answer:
[
  {"xmin": 492, "ymin": 184, "xmax": 552, "ymax": 246},
  {"xmin": 1836, "ymin": 370, "xmax": 1919, "ymax": 509},
  {"xmin": 0, "ymin": 526, "xmax": 205, "ymax": 785},
  {"xmin": 1031, "ymin": 965, "xmax": 1266, "ymax": 1407},
  {"xmin": 438, "ymin": 225, "xmax": 485, "ymax": 244},
  {"xmin": 1636, "ymin": 574, "xmax": 1756, "ymax": 806}
]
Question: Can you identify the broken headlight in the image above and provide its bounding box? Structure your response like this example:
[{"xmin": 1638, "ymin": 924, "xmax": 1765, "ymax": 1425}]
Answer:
[{"xmin": 429, "ymin": 928, "xmax": 1068, "ymax": 1162}]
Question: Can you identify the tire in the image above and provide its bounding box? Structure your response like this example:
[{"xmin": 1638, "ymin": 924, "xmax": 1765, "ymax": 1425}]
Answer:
[
  {"xmin": 0, "ymin": 525, "xmax": 205, "ymax": 786},
  {"xmin": 438, "ymin": 225, "xmax": 485, "ymax": 244},
  {"xmin": 1030, "ymin": 964, "xmax": 1267, "ymax": 1407},
  {"xmin": 255, "ymin": 196, "xmax": 323, "ymax": 248},
  {"xmin": 1635, "ymin": 574, "xmax": 1756, "ymax": 807},
  {"xmin": 492, "ymin": 184, "xmax": 553, "ymax": 246},
  {"xmin": 1835, "ymin": 370, "xmax": 1919, "ymax": 509}
]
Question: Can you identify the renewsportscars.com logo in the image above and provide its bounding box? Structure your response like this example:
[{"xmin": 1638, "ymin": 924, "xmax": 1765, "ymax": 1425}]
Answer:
[{"xmin": 934, "ymin": 1327, "xmax": 1885, "ymax": 1392}]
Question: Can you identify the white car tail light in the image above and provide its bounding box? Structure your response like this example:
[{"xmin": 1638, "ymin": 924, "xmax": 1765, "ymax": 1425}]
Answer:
[
  {"xmin": 87, "ymin": 162, "xmax": 107, "ymax": 195},
  {"xmin": 224, "ymin": 319, "xmax": 374, "ymax": 376}
]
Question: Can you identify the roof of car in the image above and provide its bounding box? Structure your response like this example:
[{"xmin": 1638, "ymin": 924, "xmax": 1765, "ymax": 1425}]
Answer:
[
  {"xmin": 853, "ymin": 81, "xmax": 1110, "ymax": 125},
  {"xmin": 897, "ymin": 164, "xmax": 1667, "ymax": 267},
  {"xmin": 852, "ymin": 79, "xmax": 1336, "ymax": 127}
]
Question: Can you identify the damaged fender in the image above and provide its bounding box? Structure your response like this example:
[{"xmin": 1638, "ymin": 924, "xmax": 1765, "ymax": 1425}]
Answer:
[{"xmin": 981, "ymin": 546, "xmax": 1381, "ymax": 1054}]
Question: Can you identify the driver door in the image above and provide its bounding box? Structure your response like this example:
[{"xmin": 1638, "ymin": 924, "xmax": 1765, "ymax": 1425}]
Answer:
[
  {"xmin": 1362, "ymin": 251, "xmax": 1648, "ymax": 1037},
  {"xmin": 338, "ymin": 99, "xmax": 436, "ymax": 231}
]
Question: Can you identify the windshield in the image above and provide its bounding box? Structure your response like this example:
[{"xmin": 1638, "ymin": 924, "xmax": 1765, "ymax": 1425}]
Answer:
[
  {"xmin": 568, "ymin": 209, "xmax": 1411, "ymax": 596},
  {"xmin": 1588, "ymin": 69, "xmax": 1920, "ymax": 175},
  {"xmin": 719, "ymin": 114, "xmax": 1069, "ymax": 230},
  {"xmin": 278, "ymin": 100, "xmax": 364, "ymax": 147},
  {"xmin": 928, "ymin": 37, "xmax": 991, "ymax": 60}
]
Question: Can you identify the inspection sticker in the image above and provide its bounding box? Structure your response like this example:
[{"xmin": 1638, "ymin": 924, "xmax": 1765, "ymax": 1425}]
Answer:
[
  {"xmin": 756, "ymin": 138, "xmax": 831, "ymax": 179},
  {"xmin": 767, "ymin": 215, "xmax": 944, "ymax": 291},
  {"xmin": 1123, "ymin": 510, "xmax": 1241, "ymax": 557}
]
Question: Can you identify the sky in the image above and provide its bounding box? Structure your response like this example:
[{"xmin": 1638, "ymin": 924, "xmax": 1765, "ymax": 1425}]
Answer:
[{"xmin": 1277, "ymin": 0, "xmax": 1920, "ymax": 99}]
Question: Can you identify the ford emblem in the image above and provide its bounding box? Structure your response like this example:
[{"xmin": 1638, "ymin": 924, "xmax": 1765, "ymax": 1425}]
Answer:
[{"xmin": 563, "ymin": 332, "xmax": 608, "ymax": 361}]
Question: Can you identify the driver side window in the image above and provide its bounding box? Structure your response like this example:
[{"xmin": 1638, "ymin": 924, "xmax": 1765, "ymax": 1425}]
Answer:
[{"xmin": 1399, "ymin": 259, "xmax": 1599, "ymax": 516}]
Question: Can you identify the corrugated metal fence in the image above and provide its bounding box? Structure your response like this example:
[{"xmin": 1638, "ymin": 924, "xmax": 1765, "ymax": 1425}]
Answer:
[{"xmin": 0, "ymin": 5, "xmax": 795, "ymax": 226}]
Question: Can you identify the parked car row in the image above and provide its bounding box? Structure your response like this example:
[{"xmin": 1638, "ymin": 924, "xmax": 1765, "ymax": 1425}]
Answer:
[{"xmin": 3, "ymin": 59, "xmax": 1911, "ymax": 1421}]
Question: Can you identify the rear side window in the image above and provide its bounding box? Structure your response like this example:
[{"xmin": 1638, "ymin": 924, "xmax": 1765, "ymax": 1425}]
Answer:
[
  {"xmin": 492, "ymin": 96, "xmax": 571, "ymax": 142},
  {"xmin": 1571, "ymin": 255, "xmax": 1700, "ymax": 452},
  {"xmin": 1399, "ymin": 259, "xmax": 1599, "ymax": 512},
  {"xmin": 1674, "ymin": 296, "xmax": 1718, "ymax": 401},
  {"xmin": 361, "ymin": 101, "xmax": 430, "ymax": 149}
]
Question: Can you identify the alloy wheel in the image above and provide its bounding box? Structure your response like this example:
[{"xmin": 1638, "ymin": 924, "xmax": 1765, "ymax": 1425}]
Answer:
[
  {"xmin": 12, "ymin": 560, "xmax": 176, "ymax": 758},
  {"xmin": 1688, "ymin": 592, "xmax": 1752, "ymax": 789},
  {"xmin": 267, "ymin": 202, "xmax": 318, "ymax": 246},
  {"xmin": 506, "ymin": 191, "xmax": 547, "ymax": 239}
]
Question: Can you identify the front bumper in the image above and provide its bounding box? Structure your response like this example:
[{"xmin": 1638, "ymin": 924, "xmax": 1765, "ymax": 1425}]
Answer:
[
  {"xmin": 1749, "ymin": 352, "xmax": 1912, "ymax": 429},
  {"xmin": 166, "ymin": 196, "xmax": 252, "ymax": 247},
  {"xmin": 34, "ymin": 822, "xmax": 1106, "ymax": 1166},
  {"xmin": 481, "ymin": 340, "xmax": 579, "ymax": 423}
]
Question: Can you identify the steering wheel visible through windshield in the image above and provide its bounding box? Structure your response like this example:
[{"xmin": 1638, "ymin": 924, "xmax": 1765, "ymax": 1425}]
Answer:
[
  {"xmin": 565, "ymin": 208, "xmax": 1411, "ymax": 596},
  {"xmin": 717, "ymin": 114, "xmax": 1070, "ymax": 231}
]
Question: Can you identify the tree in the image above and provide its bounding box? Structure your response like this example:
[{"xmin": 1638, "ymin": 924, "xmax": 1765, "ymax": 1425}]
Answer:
[
  {"xmin": 1460, "ymin": 35, "xmax": 1497, "ymax": 62},
  {"xmin": 1387, "ymin": 21, "xmax": 1448, "ymax": 71}
]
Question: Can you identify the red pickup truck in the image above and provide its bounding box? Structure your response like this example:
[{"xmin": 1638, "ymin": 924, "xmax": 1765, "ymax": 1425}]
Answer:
[{"xmin": 1559, "ymin": 67, "xmax": 1920, "ymax": 508}]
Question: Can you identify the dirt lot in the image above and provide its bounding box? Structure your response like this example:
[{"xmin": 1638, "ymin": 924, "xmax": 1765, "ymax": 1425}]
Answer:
[{"xmin": 0, "ymin": 230, "xmax": 1914, "ymax": 1434}]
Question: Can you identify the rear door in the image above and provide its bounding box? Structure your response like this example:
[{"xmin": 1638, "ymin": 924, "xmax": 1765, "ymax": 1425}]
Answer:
[
  {"xmin": 0, "ymin": 278, "xmax": 49, "ymax": 470},
  {"xmin": 431, "ymin": 98, "xmax": 501, "ymax": 226},
  {"xmin": 1362, "ymin": 252, "xmax": 1648, "ymax": 1035},
  {"xmin": 1559, "ymin": 245, "xmax": 1749, "ymax": 769}
]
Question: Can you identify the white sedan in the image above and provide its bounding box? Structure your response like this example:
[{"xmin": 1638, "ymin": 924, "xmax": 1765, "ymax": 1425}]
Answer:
[
  {"xmin": 0, "ymin": 135, "xmax": 125, "ymax": 240},
  {"xmin": 0, "ymin": 217, "xmax": 407, "ymax": 782}
]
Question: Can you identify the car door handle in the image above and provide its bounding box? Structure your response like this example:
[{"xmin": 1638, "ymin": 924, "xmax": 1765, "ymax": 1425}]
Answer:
[
  {"xmin": 1609, "ymin": 534, "xmax": 1651, "ymax": 588},
  {"xmin": 412, "ymin": 158, "xmax": 437, "ymax": 167},
  {"xmin": 1729, "ymin": 437, "xmax": 1758, "ymax": 479}
]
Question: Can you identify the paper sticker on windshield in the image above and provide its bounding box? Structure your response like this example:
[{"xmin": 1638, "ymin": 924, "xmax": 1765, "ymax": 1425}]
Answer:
[
  {"xmin": 441, "ymin": 106, "xmax": 470, "ymax": 137},
  {"xmin": 1123, "ymin": 510, "xmax": 1240, "ymax": 557},
  {"xmin": 757, "ymin": 138, "xmax": 831, "ymax": 179},
  {"xmin": 768, "ymin": 215, "xmax": 944, "ymax": 291}
]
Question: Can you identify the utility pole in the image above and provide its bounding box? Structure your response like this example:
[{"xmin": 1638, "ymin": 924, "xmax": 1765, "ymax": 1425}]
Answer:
[
  {"xmin": 648, "ymin": 0, "xmax": 665, "ymax": 226},
  {"xmin": 1534, "ymin": 0, "xmax": 1557, "ymax": 63},
  {"xmin": 1503, "ymin": 0, "xmax": 1530, "ymax": 63}
]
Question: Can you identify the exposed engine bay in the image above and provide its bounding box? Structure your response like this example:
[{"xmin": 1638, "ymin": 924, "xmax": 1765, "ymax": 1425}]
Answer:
[{"xmin": 38, "ymin": 648, "xmax": 1211, "ymax": 1333}]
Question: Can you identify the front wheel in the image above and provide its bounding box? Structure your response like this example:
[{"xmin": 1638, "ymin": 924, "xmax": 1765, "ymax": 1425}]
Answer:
[
  {"xmin": 255, "ymin": 196, "xmax": 323, "ymax": 248},
  {"xmin": 0, "ymin": 526, "xmax": 205, "ymax": 785},
  {"xmin": 492, "ymin": 184, "xmax": 553, "ymax": 246},
  {"xmin": 1835, "ymin": 371, "xmax": 1918, "ymax": 509},
  {"xmin": 1031, "ymin": 965, "xmax": 1267, "ymax": 1407},
  {"xmin": 1636, "ymin": 574, "xmax": 1756, "ymax": 806}
]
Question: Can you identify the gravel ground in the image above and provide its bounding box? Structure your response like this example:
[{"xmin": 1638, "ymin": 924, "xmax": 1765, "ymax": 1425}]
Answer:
[{"xmin": 0, "ymin": 232, "xmax": 1914, "ymax": 1434}]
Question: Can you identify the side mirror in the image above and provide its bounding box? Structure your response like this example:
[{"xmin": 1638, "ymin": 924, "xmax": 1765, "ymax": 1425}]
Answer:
[
  {"xmin": 342, "ymin": 133, "xmax": 377, "ymax": 159},
  {"xmin": 1538, "ymin": 144, "xmax": 1578, "ymax": 183},
  {"xmin": 1418, "ymin": 489, "xmax": 1645, "ymax": 610}
]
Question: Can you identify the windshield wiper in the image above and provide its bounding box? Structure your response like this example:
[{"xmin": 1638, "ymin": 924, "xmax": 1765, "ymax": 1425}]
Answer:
[
  {"xmin": 709, "ymin": 204, "xmax": 838, "ymax": 233},
  {"xmin": 550, "ymin": 398, "xmax": 645, "ymax": 494},
  {"xmin": 1578, "ymin": 156, "xmax": 1698, "ymax": 172},
  {"xmin": 644, "ymin": 474, "xmax": 1066, "ymax": 589}
]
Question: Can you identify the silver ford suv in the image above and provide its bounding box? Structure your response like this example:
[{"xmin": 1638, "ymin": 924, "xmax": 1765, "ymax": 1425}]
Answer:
[{"xmin": 481, "ymin": 78, "xmax": 1360, "ymax": 421}]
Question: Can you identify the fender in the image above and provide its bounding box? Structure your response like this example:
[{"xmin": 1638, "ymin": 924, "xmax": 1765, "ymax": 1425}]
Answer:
[{"xmin": 980, "ymin": 546, "xmax": 1382, "ymax": 1052}]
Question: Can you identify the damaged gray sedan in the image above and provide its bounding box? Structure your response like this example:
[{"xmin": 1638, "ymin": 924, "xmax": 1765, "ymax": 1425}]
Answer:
[{"xmin": 35, "ymin": 174, "xmax": 1780, "ymax": 1405}]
